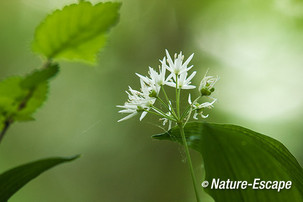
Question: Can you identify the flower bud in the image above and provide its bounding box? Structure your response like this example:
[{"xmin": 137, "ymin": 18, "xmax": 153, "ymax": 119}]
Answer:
[
  {"xmin": 200, "ymin": 88, "xmax": 211, "ymax": 96},
  {"xmin": 199, "ymin": 73, "xmax": 219, "ymax": 96}
]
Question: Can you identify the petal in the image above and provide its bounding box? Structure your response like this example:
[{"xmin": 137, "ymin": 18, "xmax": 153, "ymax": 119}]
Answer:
[
  {"xmin": 185, "ymin": 71, "xmax": 197, "ymax": 83},
  {"xmin": 193, "ymin": 112, "xmax": 198, "ymax": 120},
  {"xmin": 181, "ymin": 85, "xmax": 196, "ymax": 89},
  {"xmin": 165, "ymin": 82, "xmax": 177, "ymax": 88},
  {"xmin": 165, "ymin": 73, "xmax": 174, "ymax": 83},
  {"xmin": 136, "ymin": 73, "xmax": 150, "ymax": 84},
  {"xmin": 188, "ymin": 94, "xmax": 192, "ymax": 104},
  {"xmin": 168, "ymin": 120, "xmax": 172, "ymax": 130},
  {"xmin": 175, "ymin": 52, "xmax": 183, "ymax": 69},
  {"xmin": 159, "ymin": 57, "xmax": 166, "ymax": 65},
  {"xmin": 117, "ymin": 112, "xmax": 138, "ymax": 122},
  {"xmin": 149, "ymin": 67, "xmax": 157, "ymax": 78},
  {"xmin": 179, "ymin": 65, "xmax": 193, "ymax": 75},
  {"xmin": 162, "ymin": 118, "xmax": 168, "ymax": 126},
  {"xmin": 165, "ymin": 49, "xmax": 175, "ymax": 69},
  {"xmin": 182, "ymin": 53, "xmax": 194, "ymax": 68},
  {"xmin": 201, "ymin": 113, "xmax": 209, "ymax": 118},
  {"xmin": 118, "ymin": 109, "xmax": 136, "ymax": 113},
  {"xmin": 140, "ymin": 111, "xmax": 148, "ymax": 121},
  {"xmin": 179, "ymin": 71, "xmax": 187, "ymax": 82}
]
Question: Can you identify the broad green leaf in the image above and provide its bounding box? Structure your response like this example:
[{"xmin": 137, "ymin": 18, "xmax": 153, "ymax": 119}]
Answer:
[
  {"xmin": 152, "ymin": 122, "xmax": 303, "ymax": 202},
  {"xmin": 0, "ymin": 155, "xmax": 79, "ymax": 201},
  {"xmin": 0, "ymin": 65, "xmax": 59, "ymax": 128},
  {"xmin": 32, "ymin": 2, "xmax": 121, "ymax": 64}
]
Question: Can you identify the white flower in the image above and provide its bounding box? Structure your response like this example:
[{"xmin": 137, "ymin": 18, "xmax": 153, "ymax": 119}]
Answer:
[
  {"xmin": 136, "ymin": 57, "xmax": 167, "ymax": 96},
  {"xmin": 188, "ymin": 94, "xmax": 216, "ymax": 119},
  {"xmin": 166, "ymin": 71, "xmax": 197, "ymax": 89},
  {"xmin": 163, "ymin": 50, "xmax": 197, "ymax": 89},
  {"xmin": 117, "ymin": 84, "xmax": 156, "ymax": 122},
  {"xmin": 117, "ymin": 49, "xmax": 219, "ymax": 124},
  {"xmin": 116, "ymin": 103, "xmax": 139, "ymax": 122},
  {"xmin": 199, "ymin": 71, "xmax": 219, "ymax": 96},
  {"xmin": 165, "ymin": 49, "xmax": 194, "ymax": 75}
]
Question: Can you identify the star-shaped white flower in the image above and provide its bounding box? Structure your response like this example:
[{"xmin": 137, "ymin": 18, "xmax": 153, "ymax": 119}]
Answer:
[
  {"xmin": 136, "ymin": 57, "xmax": 168, "ymax": 96},
  {"xmin": 163, "ymin": 50, "xmax": 197, "ymax": 89},
  {"xmin": 117, "ymin": 84, "xmax": 156, "ymax": 122},
  {"xmin": 165, "ymin": 49, "xmax": 194, "ymax": 76},
  {"xmin": 188, "ymin": 94, "xmax": 216, "ymax": 119},
  {"xmin": 166, "ymin": 71, "xmax": 197, "ymax": 89}
]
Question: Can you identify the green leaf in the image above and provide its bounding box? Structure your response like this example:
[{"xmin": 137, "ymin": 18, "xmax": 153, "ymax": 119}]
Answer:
[
  {"xmin": 32, "ymin": 2, "xmax": 121, "ymax": 64},
  {"xmin": 0, "ymin": 155, "xmax": 79, "ymax": 201},
  {"xmin": 0, "ymin": 65, "xmax": 59, "ymax": 126},
  {"xmin": 21, "ymin": 63, "xmax": 59, "ymax": 89},
  {"xmin": 0, "ymin": 77, "xmax": 29, "ymax": 125},
  {"xmin": 14, "ymin": 82, "xmax": 49, "ymax": 121},
  {"xmin": 152, "ymin": 122, "xmax": 303, "ymax": 202}
]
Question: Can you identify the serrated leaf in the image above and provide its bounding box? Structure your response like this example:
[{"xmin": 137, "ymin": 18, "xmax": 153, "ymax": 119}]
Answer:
[
  {"xmin": 14, "ymin": 82, "xmax": 49, "ymax": 121},
  {"xmin": 0, "ymin": 155, "xmax": 79, "ymax": 201},
  {"xmin": 0, "ymin": 65, "xmax": 59, "ymax": 126},
  {"xmin": 21, "ymin": 63, "xmax": 59, "ymax": 89},
  {"xmin": 152, "ymin": 122, "xmax": 303, "ymax": 202},
  {"xmin": 0, "ymin": 77, "xmax": 27, "ymax": 123},
  {"xmin": 32, "ymin": 2, "xmax": 121, "ymax": 64}
]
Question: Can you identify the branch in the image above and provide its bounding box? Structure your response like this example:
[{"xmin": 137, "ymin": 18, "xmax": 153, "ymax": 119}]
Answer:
[{"xmin": 0, "ymin": 120, "xmax": 12, "ymax": 143}]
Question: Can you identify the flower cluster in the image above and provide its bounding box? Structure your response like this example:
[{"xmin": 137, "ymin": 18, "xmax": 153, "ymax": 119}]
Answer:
[{"xmin": 117, "ymin": 50, "xmax": 219, "ymax": 128}]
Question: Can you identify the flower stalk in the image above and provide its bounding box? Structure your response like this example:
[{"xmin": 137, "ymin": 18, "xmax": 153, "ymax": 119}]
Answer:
[
  {"xmin": 178, "ymin": 122, "xmax": 201, "ymax": 202},
  {"xmin": 117, "ymin": 50, "xmax": 219, "ymax": 202}
]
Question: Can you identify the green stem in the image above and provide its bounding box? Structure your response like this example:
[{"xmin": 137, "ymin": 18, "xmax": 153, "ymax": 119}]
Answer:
[
  {"xmin": 152, "ymin": 106, "xmax": 177, "ymax": 121},
  {"xmin": 176, "ymin": 75, "xmax": 180, "ymax": 117},
  {"xmin": 143, "ymin": 109, "xmax": 164, "ymax": 118},
  {"xmin": 156, "ymin": 96, "xmax": 178, "ymax": 120},
  {"xmin": 181, "ymin": 95, "xmax": 202, "ymax": 120},
  {"xmin": 0, "ymin": 120, "xmax": 12, "ymax": 143},
  {"xmin": 181, "ymin": 105, "xmax": 191, "ymax": 120},
  {"xmin": 145, "ymin": 107, "xmax": 175, "ymax": 121},
  {"xmin": 178, "ymin": 123, "xmax": 201, "ymax": 202},
  {"xmin": 162, "ymin": 87, "xmax": 177, "ymax": 118}
]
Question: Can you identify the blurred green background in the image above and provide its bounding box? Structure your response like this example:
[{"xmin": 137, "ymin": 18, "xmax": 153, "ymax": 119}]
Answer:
[{"xmin": 0, "ymin": 0, "xmax": 303, "ymax": 201}]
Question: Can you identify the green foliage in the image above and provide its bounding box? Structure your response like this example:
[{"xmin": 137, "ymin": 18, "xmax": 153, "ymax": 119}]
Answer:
[
  {"xmin": 0, "ymin": 1, "xmax": 122, "ymax": 200},
  {"xmin": 32, "ymin": 1, "xmax": 121, "ymax": 64},
  {"xmin": 0, "ymin": 155, "xmax": 79, "ymax": 201},
  {"xmin": 0, "ymin": 64, "xmax": 59, "ymax": 129},
  {"xmin": 153, "ymin": 122, "xmax": 303, "ymax": 202},
  {"xmin": 21, "ymin": 63, "xmax": 59, "ymax": 89}
]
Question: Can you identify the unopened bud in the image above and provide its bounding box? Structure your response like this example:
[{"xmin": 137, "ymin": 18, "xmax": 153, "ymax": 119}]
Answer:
[{"xmin": 200, "ymin": 88, "xmax": 212, "ymax": 96}]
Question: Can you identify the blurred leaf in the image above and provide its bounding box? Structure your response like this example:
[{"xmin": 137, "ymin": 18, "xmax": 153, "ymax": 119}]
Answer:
[
  {"xmin": 152, "ymin": 122, "xmax": 303, "ymax": 202},
  {"xmin": 32, "ymin": 2, "xmax": 121, "ymax": 64},
  {"xmin": 0, "ymin": 65, "xmax": 59, "ymax": 128},
  {"xmin": 14, "ymin": 82, "xmax": 48, "ymax": 121},
  {"xmin": 0, "ymin": 77, "xmax": 27, "ymax": 124},
  {"xmin": 0, "ymin": 155, "xmax": 79, "ymax": 201},
  {"xmin": 21, "ymin": 63, "xmax": 59, "ymax": 89}
]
